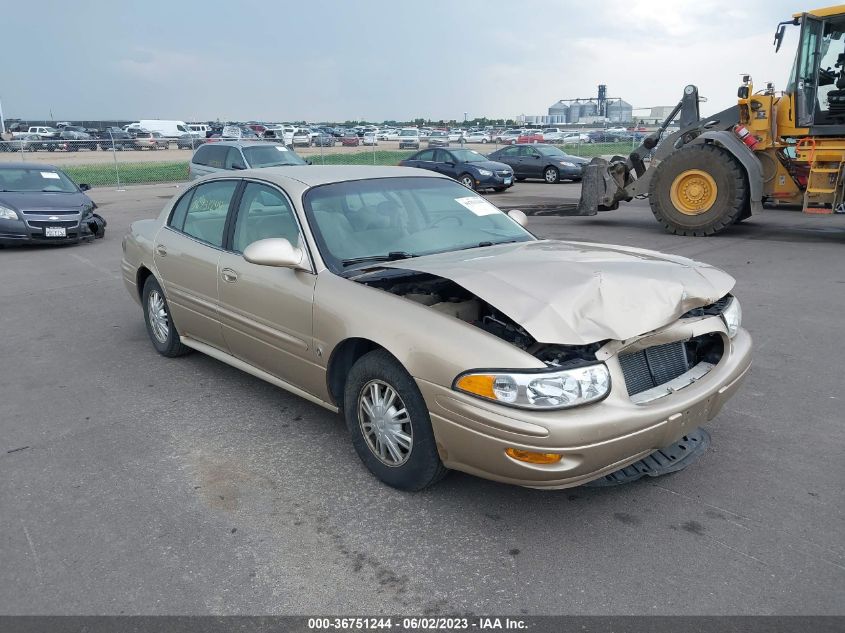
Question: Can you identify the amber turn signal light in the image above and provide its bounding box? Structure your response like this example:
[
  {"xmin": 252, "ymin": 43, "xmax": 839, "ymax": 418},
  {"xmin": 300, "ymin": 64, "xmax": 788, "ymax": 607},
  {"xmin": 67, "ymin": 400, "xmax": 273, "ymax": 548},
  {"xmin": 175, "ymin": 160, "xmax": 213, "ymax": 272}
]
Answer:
[{"xmin": 505, "ymin": 448, "xmax": 562, "ymax": 464}]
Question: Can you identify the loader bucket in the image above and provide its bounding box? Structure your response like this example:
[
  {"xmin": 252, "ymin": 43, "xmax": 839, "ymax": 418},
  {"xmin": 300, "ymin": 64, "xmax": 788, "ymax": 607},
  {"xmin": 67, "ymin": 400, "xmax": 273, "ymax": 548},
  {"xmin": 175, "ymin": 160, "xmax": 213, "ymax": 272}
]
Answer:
[{"xmin": 575, "ymin": 160, "xmax": 606, "ymax": 216}]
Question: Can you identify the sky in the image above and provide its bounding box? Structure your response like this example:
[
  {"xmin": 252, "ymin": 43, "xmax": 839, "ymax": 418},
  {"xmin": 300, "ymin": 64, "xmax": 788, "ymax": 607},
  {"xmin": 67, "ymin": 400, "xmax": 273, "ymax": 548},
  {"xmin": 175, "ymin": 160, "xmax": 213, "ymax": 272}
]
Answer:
[{"xmin": 0, "ymin": 0, "xmax": 806, "ymax": 123}]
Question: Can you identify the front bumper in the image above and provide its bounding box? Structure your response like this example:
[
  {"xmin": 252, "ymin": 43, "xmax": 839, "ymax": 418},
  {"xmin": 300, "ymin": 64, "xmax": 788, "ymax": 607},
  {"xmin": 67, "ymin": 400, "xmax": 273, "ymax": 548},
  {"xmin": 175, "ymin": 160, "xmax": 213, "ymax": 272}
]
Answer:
[
  {"xmin": 474, "ymin": 171, "xmax": 514, "ymax": 188},
  {"xmin": 398, "ymin": 141, "xmax": 420, "ymax": 149},
  {"xmin": 0, "ymin": 214, "xmax": 87, "ymax": 245},
  {"xmin": 417, "ymin": 321, "xmax": 752, "ymax": 489}
]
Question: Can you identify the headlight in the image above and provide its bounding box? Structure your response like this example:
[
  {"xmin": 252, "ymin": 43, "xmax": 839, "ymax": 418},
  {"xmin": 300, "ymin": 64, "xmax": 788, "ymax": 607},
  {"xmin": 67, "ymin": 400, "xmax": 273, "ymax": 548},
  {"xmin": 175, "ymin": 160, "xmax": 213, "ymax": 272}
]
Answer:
[
  {"xmin": 0, "ymin": 205, "xmax": 20, "ymax": 221},
  {"xmin": 477, "ymin": 169, "xmax": 493, "ymax": 176},
  {"xmin": 721, "ymin": 296, "xmax": 742, "ymax": 338},
  {"xmin": 454, "ymin": 363, "xmax": 611, "ymax": 410},
  {"xmin": 559, "ymin": 161, "xmax": 576, "ymax": 167}
]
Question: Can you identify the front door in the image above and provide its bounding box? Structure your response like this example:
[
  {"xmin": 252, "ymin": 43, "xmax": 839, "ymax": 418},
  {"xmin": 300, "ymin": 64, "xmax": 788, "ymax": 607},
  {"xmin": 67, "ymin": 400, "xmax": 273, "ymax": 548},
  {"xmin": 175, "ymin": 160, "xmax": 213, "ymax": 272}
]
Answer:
[
  {"xmin": 216, "ymin": 181, "xmax": 320, "ymax": 391},
  {"xmin": 434, "ymin": 149, "xmax": 459, "ymax": 178},
  {"xmin": 153, "ymin": 179, "xmax": 240, "ymax": 349}
]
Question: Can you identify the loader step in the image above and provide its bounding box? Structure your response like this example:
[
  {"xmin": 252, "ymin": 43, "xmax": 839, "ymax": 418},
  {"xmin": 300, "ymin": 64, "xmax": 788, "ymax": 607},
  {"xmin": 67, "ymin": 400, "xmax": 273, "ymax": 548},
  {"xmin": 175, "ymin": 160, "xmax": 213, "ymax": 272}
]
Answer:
[{"xmin": 804, "ymin": 207, "xmax": 835, "ymax": 214}]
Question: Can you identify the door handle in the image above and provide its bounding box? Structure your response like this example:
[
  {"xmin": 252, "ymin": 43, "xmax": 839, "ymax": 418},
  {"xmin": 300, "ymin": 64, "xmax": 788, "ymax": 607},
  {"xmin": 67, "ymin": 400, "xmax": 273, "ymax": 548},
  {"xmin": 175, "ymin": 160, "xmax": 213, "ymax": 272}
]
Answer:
[
  {"xmin": 155, "ymin": 245, "xmax": 167, "ymax": 257},
  {"xmin": 221, "ymin": 268, "xmax": 239, "ymax": 283}
]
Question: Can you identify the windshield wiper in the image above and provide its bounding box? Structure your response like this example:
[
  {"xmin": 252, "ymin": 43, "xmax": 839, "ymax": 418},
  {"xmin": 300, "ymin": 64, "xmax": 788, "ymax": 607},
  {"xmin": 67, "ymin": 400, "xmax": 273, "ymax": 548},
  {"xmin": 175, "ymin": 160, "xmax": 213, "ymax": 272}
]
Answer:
[
  {"xmin": 341, "ymin": 251, "xmax": 416, "ymax": 267},
  {"xmin": 456, "ymin": 239, "xmax": 520, "ymax": 251}
]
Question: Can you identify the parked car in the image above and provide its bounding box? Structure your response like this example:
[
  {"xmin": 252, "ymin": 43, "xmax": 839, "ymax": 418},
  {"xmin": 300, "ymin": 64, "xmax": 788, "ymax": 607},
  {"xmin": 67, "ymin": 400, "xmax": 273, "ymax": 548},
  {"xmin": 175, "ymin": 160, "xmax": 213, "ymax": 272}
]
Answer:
[
  {"xmin": 362, "ymin": 131, "xmax": 378, "ymax": 146},
  {"xmin": 59, "ymin": 127, "xmax": 95, "ymax": 151},
  {"xmin": 312, "ymin": 132, "xmax": 336, "ymax": 147},
  {"xmin": 1, "ymin": 134, "xmax": 42, "ymax": 152},
  {"xmin": 121, "ymin": 166, "xmax": 751, "ymax": 491},
  {"xmin": 447, "ymin": 130, "xmax": 465, "ymax": 142},
  {"xmin": 189, "ymin": 141, "xmax": 307, "ymax": 179},
  {"xmin": 398, "ymin": 128, "xmax": 420, "ymax": 149},
  {"xmin": 135, "ymin": 120, "xmax": 192, "ymax": 138},
  {"xmin": 498, "ymin": 129, "xmax": 524, "ymax": 144},
  {"xmin": 587, "ymin": 130, "xmax": 626, "ymax": 143},
  {"xmin": 562, "ymin": 133, "xmax": 590, "ymax": 144},
  {"xmin": 0, "ymin": 163, "xmax": 105, "ymax": 245},
  {"xmin": 516, "ymin": 131, "xmax": 544, "ymax": 144},
  {"xmin": 176, "ymin": 134, "xmax": 206, "ymax": 150},
  {"xmin": 187, "ymin": 124, "xmax": 209, "ymax": 138},
  {"xmin": 292, "ymin": 128, "xmax": 311, "ymax": 147},
  {"xmin": 541, "ymin": 128, "xmax": 564, "ymax": 142},
  {"xmin": 135, "ymin": 131, "xmax": 170, "ymax": 150},
  {"xmin": 96, "ymin": 127, "xmax": 134, "ymax": 151},
  {"xmin": 462, "ymin": 131, "xmax": 490, "ymax": 144},
  {"xmin": 400, "ymin": 147, "xmax": 513, "ymax": 191},
  {"xmin": 426, "ymin": 131, "xmax": 450, "ymax": 148},
  {"xmin": 341, "ymin": 132, "xmax": 360, "ymax": 147},
  {"xmin": 377, "ymin": 129, "xmax": 396, "ymax": 141},
  {"xmin": 487, "ymin": 143, "xmax": 588, "ymax": 183}
]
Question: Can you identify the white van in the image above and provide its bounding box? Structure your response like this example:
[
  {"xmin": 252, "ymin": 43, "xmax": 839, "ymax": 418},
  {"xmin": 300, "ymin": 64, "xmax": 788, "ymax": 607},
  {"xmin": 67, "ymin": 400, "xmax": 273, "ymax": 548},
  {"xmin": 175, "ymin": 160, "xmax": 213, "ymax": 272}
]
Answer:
[
  {"xmin": 137, "ymin": 120, "xmax": 191, "ymax": 138},
  {"xmin": 187, "ymin": 124, "xmax": 209, "ymax": 138}
]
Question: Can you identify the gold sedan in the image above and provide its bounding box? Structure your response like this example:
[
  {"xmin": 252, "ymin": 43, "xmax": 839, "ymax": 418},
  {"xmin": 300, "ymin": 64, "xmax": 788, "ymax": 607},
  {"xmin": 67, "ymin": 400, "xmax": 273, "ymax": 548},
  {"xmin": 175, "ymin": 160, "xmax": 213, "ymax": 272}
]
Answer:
[{"xmin": 121, "ymin": 166, "xmax": 751, "ymax": 490}]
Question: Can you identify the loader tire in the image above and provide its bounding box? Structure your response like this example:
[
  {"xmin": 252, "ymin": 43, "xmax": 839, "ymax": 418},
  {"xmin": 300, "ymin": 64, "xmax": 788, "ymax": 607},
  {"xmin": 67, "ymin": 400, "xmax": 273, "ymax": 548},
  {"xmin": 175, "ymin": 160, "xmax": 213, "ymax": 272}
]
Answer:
[{"xmin": 649, "ymin": 144, "xmax": 748, "ymax": 236}]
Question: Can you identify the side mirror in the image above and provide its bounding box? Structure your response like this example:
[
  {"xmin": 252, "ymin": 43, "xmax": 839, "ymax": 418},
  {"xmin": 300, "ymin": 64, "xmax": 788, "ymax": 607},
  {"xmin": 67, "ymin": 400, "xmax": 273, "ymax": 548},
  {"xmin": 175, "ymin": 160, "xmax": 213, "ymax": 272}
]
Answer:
[
  {"xmin": 79, "ymin": 183, "xmax": 91, "ymax": 191},
  {"xmin": 231, "ymin": 164, "xmax": 246, "ymax": 170},
  {"xmin": 243, "ymin": 238, "xmax": 305, "ymax": 269},
  {"xmin": 508, "ymin": 209, "xmax": 528, "ymax": 227},
  {"xmin": 445, "ymin": 161, "xmax": 454, "ymax": 166}
]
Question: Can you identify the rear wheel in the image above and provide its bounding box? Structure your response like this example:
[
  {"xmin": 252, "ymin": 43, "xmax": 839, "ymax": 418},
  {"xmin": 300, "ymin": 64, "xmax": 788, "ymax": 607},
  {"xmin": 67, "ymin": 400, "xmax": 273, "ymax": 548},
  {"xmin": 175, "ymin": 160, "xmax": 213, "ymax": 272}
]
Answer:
[
  {"xmin": 142, "ymin": 277, "xmax": 190, "ymax": 357},
  {"xmin": 544, "ymin": 166, "xmax": 560, "ymax": 184},
  {"xmin": 343, "ymin": 349, "xmax": 447, "ymax": 491},
  {"xmin": 649, "ymin": 144, "xmax": 748, "ymax": 236},
  {"xmin": 459, "ymin": 173, "xmax": 475, "ymax": 190}
]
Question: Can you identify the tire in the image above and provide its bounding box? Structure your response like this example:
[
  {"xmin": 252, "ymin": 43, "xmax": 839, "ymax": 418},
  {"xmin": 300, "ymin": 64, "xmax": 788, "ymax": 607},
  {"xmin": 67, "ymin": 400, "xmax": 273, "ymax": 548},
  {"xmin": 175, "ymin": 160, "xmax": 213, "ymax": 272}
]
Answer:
[
  {"xmin": 493, "ymin": 186, "xmax": 507, "ymax": 192},
  {"xmin": 343, "ymin": 349, "xmax": 447, "ymax": 491},
  {"xmin": 142, "ymin": 277, "xmax": 190, "ymax": 357},
  {"xmin": 459, "ymin": 173, "xmax": 476, "ymax": 190},
  {"xmin": 543, "ymin": 166, "xmax": 560, "ymax": 184},
  {"xmin": 649, "ymin": 144, "xmax": 748, "ymax": 236},
  {"xmin": 481, "ymin": 138, "xmax": 488, "ymax": 144},
  {"xmin": 516, "ymin": 177, "xmax": 525, "ymax": 181}
]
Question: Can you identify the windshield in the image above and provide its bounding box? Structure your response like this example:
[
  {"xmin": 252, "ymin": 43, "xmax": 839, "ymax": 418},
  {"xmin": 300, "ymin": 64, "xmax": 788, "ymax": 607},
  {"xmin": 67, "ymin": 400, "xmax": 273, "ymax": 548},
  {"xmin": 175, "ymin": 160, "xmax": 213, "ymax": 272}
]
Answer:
[
  {"xmin": 243, "ymin": 145, "xmax": 307, "ymax": 167},
  {"xmin": 303, "ymin": 177, "xmax": 534, "ymax": 273},
  {"xmin": 535, "ymin": 145, "xmax": 567, "ymax": 157},
  {"xmin": 449, "ymin": 149, "xmax": 487, "ymax": 163},
  {"xmin": 0, "ymin": 167, "xmax": 79, "ymax": 193},
  {"xmin": 399, "ymin": 130, "xmax": 417, "ymax": 137}
]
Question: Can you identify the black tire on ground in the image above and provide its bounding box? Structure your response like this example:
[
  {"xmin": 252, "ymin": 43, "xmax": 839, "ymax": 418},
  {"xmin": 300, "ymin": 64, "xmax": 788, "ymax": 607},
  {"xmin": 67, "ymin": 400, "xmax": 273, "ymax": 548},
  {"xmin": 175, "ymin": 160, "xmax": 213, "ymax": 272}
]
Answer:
[
  {"xmin": 516, "ymin": 177, "xmax": 525, "ymax": 181},
  {"xmin": 543, "ymin": 166, "xmax": 560, "ymax": 184},
  {"xmin": 343, "ymin": 349, "xmax": 447, "ymax": 491},
  {"xmin": 141, "ymin": 276, "xmax": 191, "ymax": 358},
  {"xmin": 649, "ymin": 144, "xmax": 748, "ymax": 236},
  {"xmin": 493, "ymin": 186, "xmax": 507, "ymax": 192},
  {"xmin": 458, "ymin": 173, "xmax": 476, "ymax": 190}
]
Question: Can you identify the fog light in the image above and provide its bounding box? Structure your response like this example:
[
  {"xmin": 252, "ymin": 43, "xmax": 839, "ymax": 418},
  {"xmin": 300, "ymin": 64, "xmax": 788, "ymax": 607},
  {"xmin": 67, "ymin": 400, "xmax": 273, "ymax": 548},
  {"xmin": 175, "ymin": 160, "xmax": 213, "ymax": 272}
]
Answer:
[{"xmin": 505, "ymin": 448, "xmax": 562, "ymax": 464}]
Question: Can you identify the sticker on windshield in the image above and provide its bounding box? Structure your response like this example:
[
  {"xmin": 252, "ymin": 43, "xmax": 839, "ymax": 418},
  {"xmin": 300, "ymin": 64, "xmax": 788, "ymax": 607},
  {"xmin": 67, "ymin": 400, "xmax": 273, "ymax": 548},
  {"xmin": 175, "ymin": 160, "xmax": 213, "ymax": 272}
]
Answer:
[
  {"xmin": 40, "ymin": 172, "xmax": 61, "ymax": 179},
  {"xmin": 455, "ymin": 196, "xmax": 499, "ymax": 216},
  {"xmin": 275, "ymin": 146, "xmax": 288, "ymax": 151}
]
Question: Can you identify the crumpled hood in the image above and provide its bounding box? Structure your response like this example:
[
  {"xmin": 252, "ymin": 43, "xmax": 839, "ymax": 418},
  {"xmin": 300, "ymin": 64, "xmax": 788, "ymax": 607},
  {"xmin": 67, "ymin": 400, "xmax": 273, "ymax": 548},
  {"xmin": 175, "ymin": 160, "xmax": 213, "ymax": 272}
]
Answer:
[{"xmin": 381, "ymin": 240, "xmax": 735, "ymax": 344}]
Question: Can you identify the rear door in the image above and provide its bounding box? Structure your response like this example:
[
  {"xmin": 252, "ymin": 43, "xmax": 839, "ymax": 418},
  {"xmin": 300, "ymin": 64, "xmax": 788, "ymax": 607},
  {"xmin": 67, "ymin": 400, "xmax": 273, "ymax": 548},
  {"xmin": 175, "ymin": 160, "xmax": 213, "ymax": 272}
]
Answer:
[
  {"xmin": 216, "ymin": 181, "xmax": 320, "ymax": 391},
  {"xmin": 153, "ymin": 179, "xmax": 241, "ymax": 350}
]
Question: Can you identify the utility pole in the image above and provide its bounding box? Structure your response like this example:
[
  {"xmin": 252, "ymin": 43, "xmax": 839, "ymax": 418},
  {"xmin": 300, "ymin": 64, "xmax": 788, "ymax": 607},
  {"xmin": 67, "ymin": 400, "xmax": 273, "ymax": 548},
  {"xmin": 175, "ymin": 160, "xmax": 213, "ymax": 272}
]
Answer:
[{"xmin": 0, "ymin": 97, "xmax": 5, "ymax": 134}]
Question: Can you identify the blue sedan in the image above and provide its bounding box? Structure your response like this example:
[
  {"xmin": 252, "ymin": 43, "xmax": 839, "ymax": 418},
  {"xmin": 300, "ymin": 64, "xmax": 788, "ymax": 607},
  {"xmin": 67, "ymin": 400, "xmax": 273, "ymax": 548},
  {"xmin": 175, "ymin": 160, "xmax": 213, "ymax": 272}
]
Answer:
[{"xmin": 399, "ymin": 148, "xmax": 513, "ymax": 192}]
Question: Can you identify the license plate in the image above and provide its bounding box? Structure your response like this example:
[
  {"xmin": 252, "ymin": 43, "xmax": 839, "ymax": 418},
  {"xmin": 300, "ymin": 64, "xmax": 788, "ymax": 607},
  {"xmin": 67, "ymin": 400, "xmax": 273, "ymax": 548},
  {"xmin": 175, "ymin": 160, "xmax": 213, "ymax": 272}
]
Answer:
[
  {"xmin": 504, "ymin": 178, "xmax": 512, "ymax": 185},
  {"xmin": 45, "ymin": 227, "xmax": 66, "ymax": 237}
]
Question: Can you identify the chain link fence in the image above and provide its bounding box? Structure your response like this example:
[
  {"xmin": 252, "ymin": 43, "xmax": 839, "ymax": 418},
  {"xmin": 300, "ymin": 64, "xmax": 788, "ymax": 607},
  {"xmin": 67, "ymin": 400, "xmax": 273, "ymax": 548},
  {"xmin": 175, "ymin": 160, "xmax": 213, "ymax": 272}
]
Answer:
[{"xmin": 0, "ymin": 133, "xmax": 643, "ymax": 188}]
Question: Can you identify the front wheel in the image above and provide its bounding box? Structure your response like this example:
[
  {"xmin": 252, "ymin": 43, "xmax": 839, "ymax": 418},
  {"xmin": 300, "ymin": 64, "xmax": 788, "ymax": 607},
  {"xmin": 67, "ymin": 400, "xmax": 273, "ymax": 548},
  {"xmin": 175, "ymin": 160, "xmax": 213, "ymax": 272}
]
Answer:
[
  {"xmin": 142, "ymin": 277, "xmax": 190, "ymax": 357},
  {"xmin": 649, "ymin": 144, "xmax": 748, "ymax": 236},
  {"xmin": 343, "ymin": 349, "xmax": 447, "ymax": 491},
  {"xmin": 459, "ymin": 173, "xmax": 475, "ymax": 190},
  {"xmin": 544, "ymin": 166, "xmax": 560, "ymax": 184},
  {"xmin": 493, "ymin": 186, "xmax": 507, "ymax": 192}
]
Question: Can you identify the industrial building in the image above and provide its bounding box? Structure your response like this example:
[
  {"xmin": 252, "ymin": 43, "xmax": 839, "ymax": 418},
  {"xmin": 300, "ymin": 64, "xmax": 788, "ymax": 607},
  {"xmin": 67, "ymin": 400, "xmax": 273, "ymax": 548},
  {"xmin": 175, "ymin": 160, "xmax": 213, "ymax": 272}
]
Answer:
[{"xmin": 518, "ymin": 85, "xmax": 634, "ymax": 125}]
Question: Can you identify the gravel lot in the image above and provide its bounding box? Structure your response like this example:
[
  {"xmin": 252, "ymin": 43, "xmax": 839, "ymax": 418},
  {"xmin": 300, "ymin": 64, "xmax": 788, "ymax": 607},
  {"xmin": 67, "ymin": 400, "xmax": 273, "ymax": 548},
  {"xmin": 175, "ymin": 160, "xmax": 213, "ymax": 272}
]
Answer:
[{"xmin": 1, "ymin": 179, "xmax": 843, "ymax": 615}]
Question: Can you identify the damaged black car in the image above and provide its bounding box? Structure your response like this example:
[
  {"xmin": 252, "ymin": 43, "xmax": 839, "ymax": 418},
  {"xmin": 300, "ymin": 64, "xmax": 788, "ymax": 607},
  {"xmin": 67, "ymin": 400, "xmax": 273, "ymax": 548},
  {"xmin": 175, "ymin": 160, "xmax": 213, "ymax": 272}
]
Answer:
[{"xmin": 0, "ymin": 163, "xmax": 106, "ymax": 246}]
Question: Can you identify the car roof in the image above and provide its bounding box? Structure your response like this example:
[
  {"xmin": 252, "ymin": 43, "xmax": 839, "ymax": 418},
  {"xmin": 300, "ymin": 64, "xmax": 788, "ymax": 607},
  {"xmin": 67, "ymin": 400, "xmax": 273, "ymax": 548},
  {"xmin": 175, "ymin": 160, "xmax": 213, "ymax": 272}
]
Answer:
[
  {"xmin": 226, "ymin": 165, "xmax": 447, "ymax": 188},
  {"xmin": 200, "ymin": 140, "xmax": 277, "ymax": 148}
]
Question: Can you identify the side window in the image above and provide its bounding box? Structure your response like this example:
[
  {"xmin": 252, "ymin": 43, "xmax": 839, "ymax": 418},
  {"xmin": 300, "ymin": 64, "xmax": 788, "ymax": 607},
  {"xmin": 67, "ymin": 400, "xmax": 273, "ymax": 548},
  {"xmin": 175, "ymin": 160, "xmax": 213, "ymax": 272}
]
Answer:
[
  {"xmin": 500, "ymin": 146, "xmax": 518, "ymax": 157},
  {"xmin": 182, "ymin": 180, "xmax": 238, "ymax": 247},
  {"xmin": 225, "ymin": 147, "xmax": 247, "ymax": 169},
  {"xmin": 168, "ymin": 190, "xmax": 194, "ymax": 230},
  {"xmin": 434, "ymin": 149, "xmax": 452, "ymax": 163},
  {"xmin": 177, "ymin": 125, "xmax": 188, "ymax": 133},
  {"xmin": 192, "ymin": 145, "xmax": 211, "ymax": 166},
  {"xmin": 232, "ymin": 183, "xmax": 300, "ymax": 254},
  {"xmin": 416, "ymin": 149, "xmax": 435, "ymax": 161}
]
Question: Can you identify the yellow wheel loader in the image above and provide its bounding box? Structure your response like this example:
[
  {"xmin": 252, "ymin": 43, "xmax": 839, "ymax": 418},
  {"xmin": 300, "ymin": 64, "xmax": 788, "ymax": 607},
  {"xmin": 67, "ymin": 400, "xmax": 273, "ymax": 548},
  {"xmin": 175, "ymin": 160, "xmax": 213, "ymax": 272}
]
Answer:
[{"xmin": 577, "ymin": 4, "xmax": 845, "ymax": 235}]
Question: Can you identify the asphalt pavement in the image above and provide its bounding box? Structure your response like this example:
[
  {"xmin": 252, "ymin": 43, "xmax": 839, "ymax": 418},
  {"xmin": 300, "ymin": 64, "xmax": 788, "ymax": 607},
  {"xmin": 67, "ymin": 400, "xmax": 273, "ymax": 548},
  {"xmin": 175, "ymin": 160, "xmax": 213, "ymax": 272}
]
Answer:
[{"xmin": 1, "ymin": 179, "xmax": 843, "ymax": 615}]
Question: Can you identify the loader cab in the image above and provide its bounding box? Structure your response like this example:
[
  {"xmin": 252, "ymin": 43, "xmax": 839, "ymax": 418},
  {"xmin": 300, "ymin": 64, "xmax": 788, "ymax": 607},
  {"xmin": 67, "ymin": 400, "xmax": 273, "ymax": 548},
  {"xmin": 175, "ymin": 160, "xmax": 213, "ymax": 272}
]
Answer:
[{"xmin": 788, "ymin": 9, "xmax": 845, "ymax": 132}]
